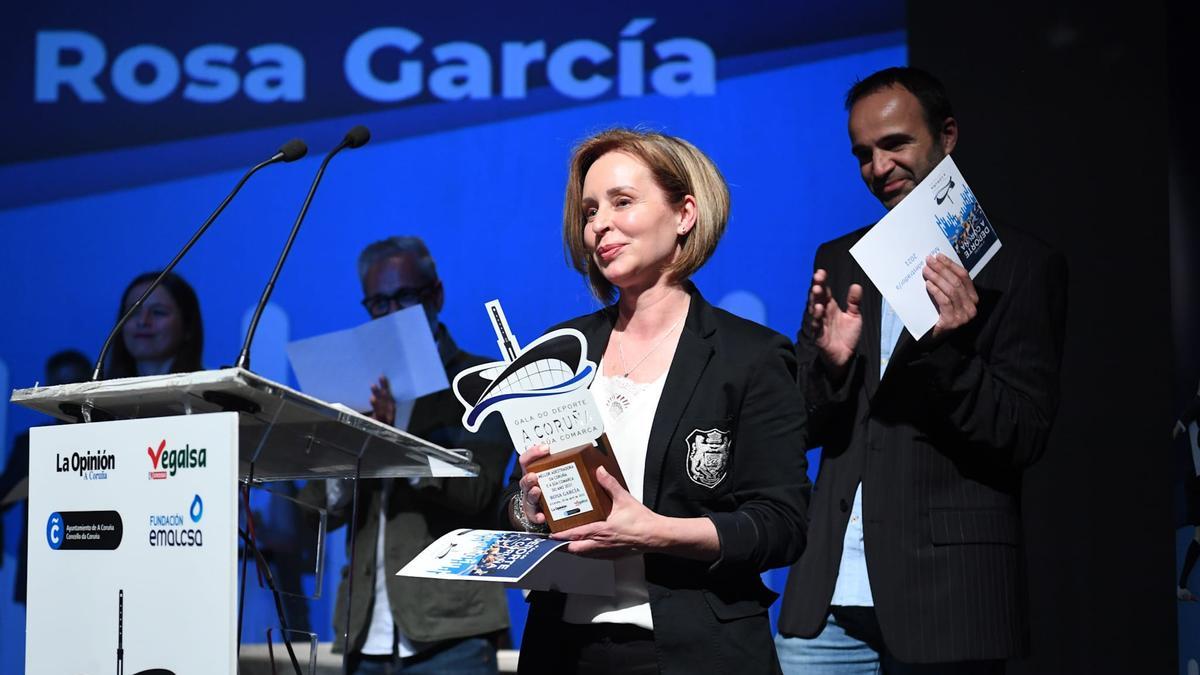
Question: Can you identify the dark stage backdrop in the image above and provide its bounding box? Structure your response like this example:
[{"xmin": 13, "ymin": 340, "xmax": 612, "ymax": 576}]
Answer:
[
  {"xmin": 1169, "ymin": 1, "xmax": 1200, "ymax": 673},
  {"xmin": 909, "ymin": 2, "xmax": 1176, "ymax": 674}
]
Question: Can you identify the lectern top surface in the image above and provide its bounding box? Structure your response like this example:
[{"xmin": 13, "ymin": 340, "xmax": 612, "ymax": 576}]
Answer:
[{"xmin": 9, "ymin": 367, "xmax": 481, "ymax": 481}]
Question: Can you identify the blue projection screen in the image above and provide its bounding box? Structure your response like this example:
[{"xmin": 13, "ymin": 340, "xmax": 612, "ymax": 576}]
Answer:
[{"xmin": 0, "ymin": 3, "xmax": 905, "ymax": 667}]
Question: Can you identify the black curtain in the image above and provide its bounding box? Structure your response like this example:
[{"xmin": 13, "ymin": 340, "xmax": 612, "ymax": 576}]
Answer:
[{"xmin": 907, "ymin": 2, "xmax": 1176, "ymax": 673}]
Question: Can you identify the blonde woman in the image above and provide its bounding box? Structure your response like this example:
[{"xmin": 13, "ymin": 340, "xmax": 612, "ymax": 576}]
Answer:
[{"xmin": 506, "ymin": 129, "xmax": 811, "ymax": 674}]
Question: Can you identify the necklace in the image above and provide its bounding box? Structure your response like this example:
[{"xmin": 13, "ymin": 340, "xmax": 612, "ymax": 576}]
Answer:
[{"xmin": 616, "ymin": 312, "xmax": 686, "ymax": 379}]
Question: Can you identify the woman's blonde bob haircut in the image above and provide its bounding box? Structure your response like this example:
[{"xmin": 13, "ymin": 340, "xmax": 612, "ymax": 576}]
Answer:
[{"xmin": 562, "ymin": 128, "xmax": 730, "ymax": 303}]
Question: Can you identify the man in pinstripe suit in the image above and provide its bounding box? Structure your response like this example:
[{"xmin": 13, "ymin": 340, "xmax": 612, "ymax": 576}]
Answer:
[{"xmin": 774, "ymin": 67, "xmax": 1067, "ymax": 673}]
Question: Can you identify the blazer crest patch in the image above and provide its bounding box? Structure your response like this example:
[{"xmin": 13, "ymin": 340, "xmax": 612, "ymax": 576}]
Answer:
[{"xmin": 685, "ymin": 428, "xmax": 731, "ymax": 488}]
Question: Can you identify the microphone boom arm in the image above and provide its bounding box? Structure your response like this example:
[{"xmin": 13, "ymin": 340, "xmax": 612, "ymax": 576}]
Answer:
[
  {"xmin": 235, "ymin": 127, "xmax": 368, "ymax": 371},
  {"xmin": 91, "ymin": 141, "xmax": 305, "ymax": 381}
]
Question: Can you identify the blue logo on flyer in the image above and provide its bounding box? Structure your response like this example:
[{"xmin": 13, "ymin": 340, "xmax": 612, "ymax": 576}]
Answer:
[{"xmin": 934, "ymin": 185, "xmax": 996, "ymax": 271}]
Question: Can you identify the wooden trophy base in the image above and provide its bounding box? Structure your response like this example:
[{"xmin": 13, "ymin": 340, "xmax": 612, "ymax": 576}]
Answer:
[{"xmin": 528, "ymin": 433, "xmax": 627, "ymax": 533}]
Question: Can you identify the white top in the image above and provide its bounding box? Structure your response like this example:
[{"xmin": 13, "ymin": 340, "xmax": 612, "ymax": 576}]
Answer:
[
  {"xmin": 829, "ymin": 300, "xmax": 902, "ymax": 607},
  {"xmin": 561, "ymin": 360, "xmax": 668, "ymax": 630},
  {"xmin": 829, "ymin": 482, "xmax": 874, "ymax": 606}
]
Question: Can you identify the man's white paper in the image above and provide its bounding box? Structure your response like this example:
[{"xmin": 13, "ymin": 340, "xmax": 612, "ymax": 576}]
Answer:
[
  {"xmin": 286, "ymin": 306, "xmax": 449, "ymax": 411},
  {"xmin": 849, "ymin": 155, "xmax": 1001, "ymax": 338}
]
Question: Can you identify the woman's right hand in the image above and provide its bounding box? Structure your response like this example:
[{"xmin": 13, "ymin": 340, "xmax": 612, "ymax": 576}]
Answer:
[{"xmin": 516, "ymin": 444, "xmax": 551, "ymax": 527}]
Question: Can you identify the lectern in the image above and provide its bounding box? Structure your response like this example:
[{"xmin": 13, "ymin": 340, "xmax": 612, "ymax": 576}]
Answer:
[{"xmin": 11, "ymin": 367, "xmax": 478, "ymax": 674}]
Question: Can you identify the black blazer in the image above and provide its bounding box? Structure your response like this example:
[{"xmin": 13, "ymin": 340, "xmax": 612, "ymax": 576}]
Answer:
[
  {"xmin": 777, "ymin": 225, "xmax": 1068, "ymax": 662},
  {"xmin": 512, "ymin": 285, "xmax": 811, "ymax": 675}
]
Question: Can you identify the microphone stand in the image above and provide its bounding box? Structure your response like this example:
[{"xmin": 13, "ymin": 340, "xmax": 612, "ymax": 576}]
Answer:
[
  {"xmin": 91, "ymin": 140, "xmax": 307, "ymax": 381},
  {"xmin": 235, "ymin": 127, "xmax": 369, "ymax": 371}
]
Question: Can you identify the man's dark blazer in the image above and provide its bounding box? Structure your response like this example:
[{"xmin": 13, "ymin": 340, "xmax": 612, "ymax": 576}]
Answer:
[
  {"xmin": 777, "ymin": 225, "xmax": 1067, "ymax": 663},
  {"xmin": 511, "ymin": 285, "xmax": 811, "ymax": 675},
  {"xmin": 302, "ymin": 325, "xmax": 512, "ymax": 652}
]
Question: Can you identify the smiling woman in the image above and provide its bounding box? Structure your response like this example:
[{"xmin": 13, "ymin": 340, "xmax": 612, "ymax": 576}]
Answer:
[
  {"xmin": 504, "ymin": 129, "xmax": 811, "ymax": 674},
  {"xmin": 107, "ymin": 271, "xmax": 204, "ymax": 379}
]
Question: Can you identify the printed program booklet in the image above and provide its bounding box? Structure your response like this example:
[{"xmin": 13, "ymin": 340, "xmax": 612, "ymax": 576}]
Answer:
[
  {"xmin": 397, "ymin": 528, "xmax": 615, "ymax": 596},
  {"xmin": 849, "ymin": 155, "xmax": 1001, "ymax": 337}
]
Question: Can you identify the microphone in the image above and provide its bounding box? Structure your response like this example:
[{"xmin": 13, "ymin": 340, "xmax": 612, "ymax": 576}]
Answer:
[
  {"xmin": 91, "ymin": 139, "xmax": 308, "ymax": 381},
  {"xmin": 344, "ymin": 125, "xmax": 370, "ymax": 149},
  {"xmin": 235, "ymin": 126, "xmax": 370, "ymax": 371},
  {"xmin": 275, "ymin": 138, "xmax": 308, "ymax": 162}
]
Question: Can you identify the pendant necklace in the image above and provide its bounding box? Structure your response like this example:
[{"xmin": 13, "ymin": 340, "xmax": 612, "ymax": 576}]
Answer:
[
  {"xmin": 604, "ymin": 311, "xmax": 685, "ymax": 418},
  {"xmin": 617, "ymin": 312, "xmax": 686, "ymax": 379}
]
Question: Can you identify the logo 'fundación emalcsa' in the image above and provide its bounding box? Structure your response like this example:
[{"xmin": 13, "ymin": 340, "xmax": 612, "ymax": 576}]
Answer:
[{"xmin": 146, "ymin": 438, "xmax": 207, "ymax": 480}]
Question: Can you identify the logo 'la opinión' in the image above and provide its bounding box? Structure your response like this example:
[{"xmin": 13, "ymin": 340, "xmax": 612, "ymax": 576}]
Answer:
[{"xmin": 55, "ymin": 449, "xmax": 115, "ymax": 480}]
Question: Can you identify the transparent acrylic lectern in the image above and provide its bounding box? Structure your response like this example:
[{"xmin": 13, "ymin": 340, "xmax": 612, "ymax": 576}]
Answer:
[{"xmin": 12, "ymin": 367, "xmax": 479, "ymax": 675}]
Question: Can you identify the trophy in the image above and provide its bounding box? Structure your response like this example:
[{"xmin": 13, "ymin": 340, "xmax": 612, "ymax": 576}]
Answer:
[{"xmin": 453, "ymin": 301, "xmax": 626, "ymax": 532}]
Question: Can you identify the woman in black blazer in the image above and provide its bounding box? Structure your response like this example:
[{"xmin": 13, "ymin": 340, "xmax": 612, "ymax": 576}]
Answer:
[{"xmin": 505, "ymin": 129, "xmax": 811, "ymax": 674}]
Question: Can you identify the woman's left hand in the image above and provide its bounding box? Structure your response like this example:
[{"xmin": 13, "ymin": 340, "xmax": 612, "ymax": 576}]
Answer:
[{"xmin": 551, "ymin": 466, "xmax": 665, "ymax": 558}]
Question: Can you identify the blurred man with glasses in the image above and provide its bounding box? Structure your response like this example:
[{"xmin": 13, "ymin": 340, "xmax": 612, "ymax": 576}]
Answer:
[{"xmin": 309, "ymin": 236, "xmax": 512, "ymax": 674}]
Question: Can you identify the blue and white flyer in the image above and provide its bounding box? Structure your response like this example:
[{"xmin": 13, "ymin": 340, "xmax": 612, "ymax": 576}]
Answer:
[
  {"xmin": 397, "ymin": 528, "xmax": 615, "ymax": 596},
  {"xmin": 849, "ymin": 155, "xmax": 1001, "ymax": 337}
]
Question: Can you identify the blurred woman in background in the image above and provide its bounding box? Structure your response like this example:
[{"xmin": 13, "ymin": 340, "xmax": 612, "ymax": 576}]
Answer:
[{"xmin": 107, "ymin": 271, "xmax": 204, "ymax": 378}]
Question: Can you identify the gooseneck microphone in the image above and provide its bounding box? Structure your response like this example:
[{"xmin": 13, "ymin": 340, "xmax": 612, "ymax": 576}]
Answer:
[
  {"xmin": 235, "ymin": 126, "xmax": 370, "ymax": 371},
  {"xmin": 91, "ymin": 139, "xmax": 308, "ymax": 381}
]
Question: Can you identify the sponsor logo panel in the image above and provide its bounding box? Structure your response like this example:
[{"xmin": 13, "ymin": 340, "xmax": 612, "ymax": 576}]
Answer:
[
  {"xmin": 45, "ymin": 510, "xmax": 124, "ymax": 550},
  {"xmin": 146, "ymin": 438, "xmax": 208, "ymax": 480},
  {"xmin": 55, "ymin": 449, "xmax": 116, "ymax": 480},
  {"xmin": 148, "ymin": 494, "xmax": 205, "ymax": 548}
]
